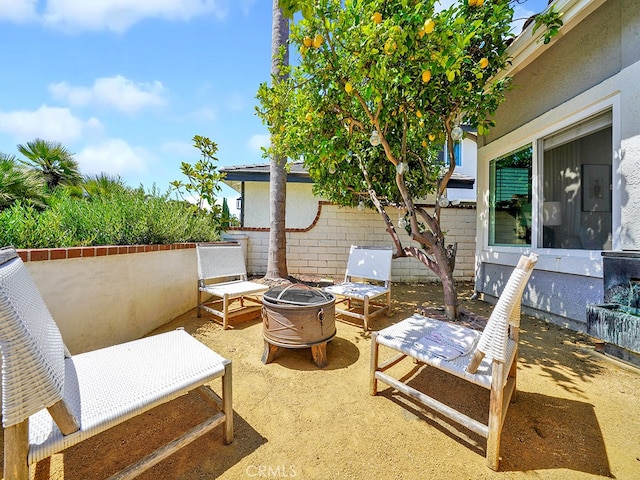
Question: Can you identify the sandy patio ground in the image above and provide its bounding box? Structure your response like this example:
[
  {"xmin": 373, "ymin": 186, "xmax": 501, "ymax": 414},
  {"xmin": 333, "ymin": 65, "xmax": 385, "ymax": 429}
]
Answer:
[{"xmin": 7, "ymin": 281, "xmax": 640, "ymax": 480}]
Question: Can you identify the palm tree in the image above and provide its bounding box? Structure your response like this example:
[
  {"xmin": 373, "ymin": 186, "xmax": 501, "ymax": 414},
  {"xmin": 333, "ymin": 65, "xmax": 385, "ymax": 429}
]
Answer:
[
  {"xmin": 265, "ymin": 0, "xmax": 290, "ymax": 280},
  {"xmin": 82, "ymin": 173, "xmax": 128, "ymax": 199},
  {"xmin": 17, "ymin": 138, "xmax": 82, "ymax": 190},
  {"xmin": 0, "ymin": 153, "xmax": 47, "ymax": 210}
]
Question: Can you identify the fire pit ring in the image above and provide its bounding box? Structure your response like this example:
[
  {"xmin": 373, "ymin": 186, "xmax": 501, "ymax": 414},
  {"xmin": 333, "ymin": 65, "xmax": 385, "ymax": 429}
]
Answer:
[{"xmin": 261, "ymin": 284, "xmax": 336, "ymax": 368}]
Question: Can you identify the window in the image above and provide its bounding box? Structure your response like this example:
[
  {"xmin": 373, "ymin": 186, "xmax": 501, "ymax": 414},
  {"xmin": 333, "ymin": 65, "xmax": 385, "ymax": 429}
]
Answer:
[
  {"xmin": 489, "ymin": 145, "xmax": 533, "ymax": 246},
  {"xmin": 443, "ymin": 140, "xmax": 462, "ymax": 166},
  {"xmin": 540, "ymin": 110, "xmax": 612, "ymax": 250}
]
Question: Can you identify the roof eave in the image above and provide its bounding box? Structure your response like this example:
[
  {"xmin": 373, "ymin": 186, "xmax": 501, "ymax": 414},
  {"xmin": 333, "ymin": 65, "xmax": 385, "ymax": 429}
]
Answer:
[{"xmin": 494, "ymin": 0, "xmax": 607, "ymax": 82}]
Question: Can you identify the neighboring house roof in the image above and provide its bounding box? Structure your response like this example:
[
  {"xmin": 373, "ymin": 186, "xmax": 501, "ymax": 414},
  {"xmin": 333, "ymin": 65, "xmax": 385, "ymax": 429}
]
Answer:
[{"xmin": 221, "ymin": 162, "xmax": 475, "ymax": 190}]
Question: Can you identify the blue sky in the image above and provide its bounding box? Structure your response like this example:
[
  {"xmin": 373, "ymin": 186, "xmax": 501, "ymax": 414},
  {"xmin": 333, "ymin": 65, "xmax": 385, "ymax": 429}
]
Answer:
[{"xmin": 0, "ymin": 0, "xmax": 549, "ymax": 213}]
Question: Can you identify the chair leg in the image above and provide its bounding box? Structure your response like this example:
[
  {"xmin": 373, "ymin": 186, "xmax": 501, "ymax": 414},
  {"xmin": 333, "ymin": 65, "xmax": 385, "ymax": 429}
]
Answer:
[
  {"xmin": 222, "ymin": 362, "xmax": 233, "ymax": 445},
  {"xmin": 223, "ymin": 295, "xmax": 229, "ymax": 330},
  {"xmin": 508, "ymin": 348, "xmax": 518, "ymax": 402},
  {"xmin": 486, "ymin": 361, "xmax": 505, "ymax": 471},
  {"xmin": 363, "ymin": 296, "xmax": 370, "ymax": 331},
  {"xmin": 370, "ymin": 332, "xmax": 380, "ymax": 395},
  {"xmin": 197, "ymin": 289, "xmax": 202, "ymax": 318},
  {"xmin": 386, "ymin": 290, "xmax": 392, "ymax": 316},
  {"xmin": 4, "ymin": 420, "xmax": 29, "ymax": 480}
]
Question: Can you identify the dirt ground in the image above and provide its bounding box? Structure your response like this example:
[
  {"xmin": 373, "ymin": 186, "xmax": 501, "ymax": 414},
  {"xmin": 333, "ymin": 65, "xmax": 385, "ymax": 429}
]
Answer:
[{"xmin": 10, "ymin": 281, "xmax": 640, "ymax": 480}]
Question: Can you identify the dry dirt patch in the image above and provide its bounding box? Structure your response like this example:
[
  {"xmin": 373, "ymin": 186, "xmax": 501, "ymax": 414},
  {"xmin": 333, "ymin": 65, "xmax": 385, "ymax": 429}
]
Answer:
[{"xmin": 8, "ymin": 282, "xmax": 640, "ymax": 480}]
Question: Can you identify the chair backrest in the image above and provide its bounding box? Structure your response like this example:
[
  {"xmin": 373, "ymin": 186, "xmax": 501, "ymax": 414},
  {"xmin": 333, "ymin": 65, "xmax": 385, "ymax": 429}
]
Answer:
[
  {"xmin": 196, "ymin": 243, "xmax": 248, "ymax": 282},
  {"xmin": 0, "ymin": 247, "xmax": 66, "ymax": 428},
  {"xmin": 476, "ymin": 253, "xmax": 538, "ymax": 363},
  {"xmin": 345, "ymin": 246, "xmax": 393, "ymax": 284}
]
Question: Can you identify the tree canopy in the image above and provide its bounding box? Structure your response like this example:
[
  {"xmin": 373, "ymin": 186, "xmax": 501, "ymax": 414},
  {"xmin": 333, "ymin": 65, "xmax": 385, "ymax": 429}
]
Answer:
[{"xmin": 260, "ymin": 0, "xmax": 559, "ymax": 318}]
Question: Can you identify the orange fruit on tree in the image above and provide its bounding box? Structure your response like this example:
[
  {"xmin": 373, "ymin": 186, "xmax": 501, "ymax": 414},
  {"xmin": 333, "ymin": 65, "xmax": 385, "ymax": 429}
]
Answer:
[
  {"xmin": 421, "ymin": 70, "xmax": 431, "ymax": 83},
  {"xmin": 416, "ymin": 110, "xmax": 422, "ymax": 118},
  {"xmin": 468, "ymin": 0, "xmax": 477, "ymax": 6},
  {"xmin": 479, "ymin": 57, "xmax": 489, "ymax": 69},
  {"xmin": 423, "ymin": 18, "xmax": 435, "ymax": 34},
  {"xmin": 345, "ymin": 82, "xmax": 353, "ymax": 93},
  {"xmin": 303, "ymin": 36, "xmax": 312, "ymax": 47},
  {"xmin": 428, "ymin": 133, "xmax": 436, "ymax": 141},
  {"xmin": 371, "ymin": 12, "xmax": 382, "ymax": 24},
  {"xmin": 305, "ymin": 113, "xmax": 313, "ymax": 122},
  {"xmin": 312, "ymin": 34, "xmax": 323, "ymax": 48},
  {"xmin": 422, "ymin": 139, "xmax": 427, "ymax": 147},
  {"xmin": 384, "ymin": 38, "xmax": 397, "ymax": 55},
  {"xmin": 417, "ymin": 28, "xmax": 426, "ymax": 39}
]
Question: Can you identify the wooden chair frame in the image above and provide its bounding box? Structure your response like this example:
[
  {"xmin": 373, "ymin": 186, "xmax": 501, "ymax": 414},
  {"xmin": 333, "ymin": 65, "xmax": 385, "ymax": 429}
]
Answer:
[
  {"xmin": 323, "ymin": 245, "xmax": 393, "ymax": 331},
  {"xmin": 197, "ymin": 243, "xmax": 268, "ymax": 329},
  {"xmin": 0, "ymin": 247, "xmax": 233, "ymax": 480},
  {"xmin": 370, "ymin": 254, "xmax": 537, "ymax": 470}
]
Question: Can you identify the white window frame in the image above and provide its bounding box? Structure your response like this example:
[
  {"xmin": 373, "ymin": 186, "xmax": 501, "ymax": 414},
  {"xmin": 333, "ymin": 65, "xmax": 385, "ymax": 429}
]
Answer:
[{"xmin": 480, "ymin": 94, "xmax": 621, "ymax": 276}]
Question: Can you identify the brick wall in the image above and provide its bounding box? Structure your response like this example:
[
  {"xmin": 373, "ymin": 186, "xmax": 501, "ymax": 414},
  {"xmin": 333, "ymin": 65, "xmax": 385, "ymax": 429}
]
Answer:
[{"xmin": 231, "ymin": 202, "xmax": 477, "ymax": 282}]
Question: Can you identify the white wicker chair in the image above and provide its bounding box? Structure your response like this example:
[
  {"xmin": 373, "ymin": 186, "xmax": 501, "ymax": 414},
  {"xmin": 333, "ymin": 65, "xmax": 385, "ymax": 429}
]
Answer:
[
  {"xmin": 370, "ymin": 253, "xmax": 538, "ymax": 470},
  {"xmin": 323, "ymin": 245, "xmax": 393, "ymax": 331},
  {"xmin": 197, "ymin": 243, "xmax": 268, "ymax": 329},
  {"xmin": 0, "ymin": 247, "xmax": 233, "ymax": 480}
]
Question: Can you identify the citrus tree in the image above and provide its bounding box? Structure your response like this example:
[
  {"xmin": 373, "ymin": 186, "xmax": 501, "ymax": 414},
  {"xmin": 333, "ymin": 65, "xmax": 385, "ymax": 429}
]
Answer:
[{"xmin": 260, "ymin": 0, "xmax": 555, "ymax": 319}]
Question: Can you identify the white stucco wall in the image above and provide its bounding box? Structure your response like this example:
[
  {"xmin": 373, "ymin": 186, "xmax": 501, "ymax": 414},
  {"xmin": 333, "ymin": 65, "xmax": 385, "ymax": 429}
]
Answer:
[
  {"xmin": 25, "ymin": 249, "xmax": 196, "ymax": 354},
  {"xmin": 476, "ymin": 0, "xmax": 640, "ymax": 330},
  {"xmin": 448, "ymin": 135, "xmax": 478, "ymax": 202},
  {"xmin": 243, "ymin": 181, "xmax": 323, "ymax": 229}
]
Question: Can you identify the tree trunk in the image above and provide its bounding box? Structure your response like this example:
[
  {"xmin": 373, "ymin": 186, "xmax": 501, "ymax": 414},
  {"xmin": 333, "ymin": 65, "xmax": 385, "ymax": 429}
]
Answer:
[
  {"xmin": 391, "ymin": 170, "xmax": 460, "ymax": 320},
  {"xmin": 265, "ymin": 0, "xmax": 289, "ymax": 280},
  {"xmin": 436, "ymin": 246, "xmax": 459, "ymax": 320}
]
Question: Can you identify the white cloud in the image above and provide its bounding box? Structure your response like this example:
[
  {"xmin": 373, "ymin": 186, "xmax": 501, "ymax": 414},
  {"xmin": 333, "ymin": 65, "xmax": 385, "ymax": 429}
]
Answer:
[
  {"xmin": 75, "ymin": 138, "xmax": 148, "ymax": 176},
  {"xmin": 161, "ymin": 140, "xmax": 195, "ymax": 157},
  {"xmin": 42, "ymin": 0, "xmax": 230, "ymax": 33},
  {"xmin": 248, "ymin": 133, "xmax": 270, "ymax": 152},
  {"xmin": 0, "ymin": 105, "xmax": 101, "ymax": 144},
  {"xmin": 49, "ymin": 75, "xmax": 165, "ymax": 114},
  {"xmin": 0, "ymin": 0, "xmax": 38, "ymax": 22}
]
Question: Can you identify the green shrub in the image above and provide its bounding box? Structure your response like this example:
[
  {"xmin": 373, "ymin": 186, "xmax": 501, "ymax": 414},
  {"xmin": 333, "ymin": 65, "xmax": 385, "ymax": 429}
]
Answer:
[{"xmin": 0, "ymin": 186, "xmax": 219, "ymax": 248}]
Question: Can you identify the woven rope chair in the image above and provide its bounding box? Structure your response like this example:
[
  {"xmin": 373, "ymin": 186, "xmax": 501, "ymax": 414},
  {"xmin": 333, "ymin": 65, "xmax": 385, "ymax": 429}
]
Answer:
[
  {"xmin": 197, "ymin": 243, "xmax": 268, "ymax": 329},
  {"xmin": 0, "ymin": 247, "xmax": 233, "ymax": 480},
  {"xmin": 323, "ymin": 245, "xmax": 393, "ymax": 331},
  {"xmin": 370, "ymin": 253, "xmax": 538, "ymax": 470}
]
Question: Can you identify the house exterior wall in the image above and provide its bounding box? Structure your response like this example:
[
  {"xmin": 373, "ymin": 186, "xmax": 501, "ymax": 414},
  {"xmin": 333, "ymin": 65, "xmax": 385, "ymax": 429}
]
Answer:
[
  {"xmin": 230, "ymin": 201, "xmax": 477, "ymax": 282},
  {"xmin": 476, "ymin": 0, "xmax": 640, "ymax": 331},
  {"xmin": 243, "ymin": 181, "xmax": 323, "ymax": 229},
  {"xmin": 448, "ymin": 136, "xmax": 478, "ymax": 202}
]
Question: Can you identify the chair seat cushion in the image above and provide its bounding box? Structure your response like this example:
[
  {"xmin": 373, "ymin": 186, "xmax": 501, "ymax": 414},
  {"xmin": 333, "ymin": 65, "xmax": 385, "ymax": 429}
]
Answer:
[
  {"xmin": 375, "ymin": 314, "xmax": 516, "ymax": 389},
  {"xmin": 324, "ymin": 282, "xmax": 388, "ymax": 300},
  {"xmin": 28, "ymin": 329, "xmax": 229, "ymax": 464},
  {"xmin": 201, "ymin": 280, "xmax": 268, "ymax": 298}
]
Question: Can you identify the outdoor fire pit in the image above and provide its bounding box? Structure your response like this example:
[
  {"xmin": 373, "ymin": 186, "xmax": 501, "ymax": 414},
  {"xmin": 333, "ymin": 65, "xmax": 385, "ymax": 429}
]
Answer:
[{"xmin": 261, "ymin": 284, "xmax": 336, "ymax": 368}]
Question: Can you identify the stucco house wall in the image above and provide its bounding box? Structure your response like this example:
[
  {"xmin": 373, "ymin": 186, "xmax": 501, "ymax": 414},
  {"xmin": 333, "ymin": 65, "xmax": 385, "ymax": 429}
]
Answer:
[
  {"xmin": 476, "ymin": 0, "xmax": 640, "ymax": 331},
  {"xmin": 243, "ymin": 181, "xmax": 321, "ymax": 229},
  {"xmin": 447, "ymin": 136, "xmax": 478, "ymax": 202}
]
